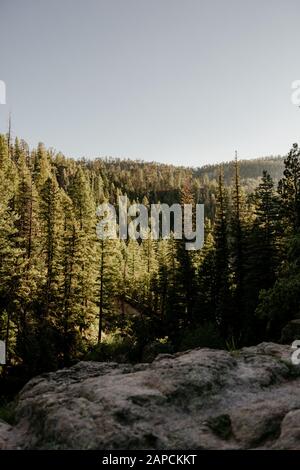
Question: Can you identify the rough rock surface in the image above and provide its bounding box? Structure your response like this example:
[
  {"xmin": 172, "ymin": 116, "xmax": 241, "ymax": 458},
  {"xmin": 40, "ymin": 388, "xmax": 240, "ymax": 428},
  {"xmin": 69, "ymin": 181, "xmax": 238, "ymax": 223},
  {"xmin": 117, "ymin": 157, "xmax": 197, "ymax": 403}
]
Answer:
[
  {"xmin": 0, "ymin": 420, "xmax": 12, "ymax": 450},
  {"xmin": 2, "ymin": 342, "xmax": 300, "ymax": 449}
]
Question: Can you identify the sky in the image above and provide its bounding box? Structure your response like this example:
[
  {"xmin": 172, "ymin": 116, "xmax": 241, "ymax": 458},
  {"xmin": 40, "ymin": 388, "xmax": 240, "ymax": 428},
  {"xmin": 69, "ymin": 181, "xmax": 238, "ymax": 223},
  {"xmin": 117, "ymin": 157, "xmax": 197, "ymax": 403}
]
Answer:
[{"xmin": 0, "ymin": 0, "xmax": 300, "ymax": 167}]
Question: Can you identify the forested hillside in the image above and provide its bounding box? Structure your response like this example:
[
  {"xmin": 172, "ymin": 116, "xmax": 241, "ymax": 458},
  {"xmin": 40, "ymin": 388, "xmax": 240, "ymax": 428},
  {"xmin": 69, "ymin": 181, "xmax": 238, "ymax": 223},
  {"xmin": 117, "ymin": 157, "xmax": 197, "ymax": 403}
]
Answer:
[
  {"xmin": 196, "ymin": 156, "xmax": 284, "ymax": 184},
  {"xmin": 0, "ymin": 134, "xmax": 299, "ymax": 395}
]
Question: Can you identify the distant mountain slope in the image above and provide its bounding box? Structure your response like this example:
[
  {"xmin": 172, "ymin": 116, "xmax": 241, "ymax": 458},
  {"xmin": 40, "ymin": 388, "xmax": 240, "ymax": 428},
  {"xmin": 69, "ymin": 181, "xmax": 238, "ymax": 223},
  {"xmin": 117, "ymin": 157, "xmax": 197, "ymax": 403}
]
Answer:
[
  {"xmin": 85, "ymin": 154, "xmax": 285, "ymax": 205},
  {"xmin": 194, "ymin": 156, "xmax": 284, "ymax": 185}
]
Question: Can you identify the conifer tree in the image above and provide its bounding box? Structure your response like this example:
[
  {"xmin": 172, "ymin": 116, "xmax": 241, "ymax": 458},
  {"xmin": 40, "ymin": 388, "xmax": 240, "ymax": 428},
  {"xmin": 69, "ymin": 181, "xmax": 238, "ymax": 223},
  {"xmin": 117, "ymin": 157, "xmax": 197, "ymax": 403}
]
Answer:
[
  {"xmin": 33, "ymin": 142, "xmax": 51, "ymax": 188},
  {"xmin": 256, "ymin": 149, "xmax": 300, "ymax": 340},
  {"xmin": 213, "ymin": 168, "xmax": 232, "ymax": 338},
  {"xmin": 39, "ymin": 175, "xmax": 63, "ymax": 316},
  {"xmin": 229, "ymin": 155, "xmax": 246, "ymax": 343},
  {"xmin": 97, "ymin": 239, "xmax": 123, "ymax": 343},
  {"xmin": 278, "ymin": 142, "xmax": 300, "ymax": 233},
  {"xmin": 0, "ymin": 135, "xmax": 25, "ymax": 362},
  {"xmin": 58, "ymin": 192, "xmax": 85, "ymax": 363},
  {"xmin": 243, "ymin": 171, "xmax": 280, "ymax": 343},
  {"xmin": 68, "ymin": 166, "xmax": 98, "ymax": 335},
  {"xmin": 165, "ymin": 182, "xmax": 197, "ymax": 347}
]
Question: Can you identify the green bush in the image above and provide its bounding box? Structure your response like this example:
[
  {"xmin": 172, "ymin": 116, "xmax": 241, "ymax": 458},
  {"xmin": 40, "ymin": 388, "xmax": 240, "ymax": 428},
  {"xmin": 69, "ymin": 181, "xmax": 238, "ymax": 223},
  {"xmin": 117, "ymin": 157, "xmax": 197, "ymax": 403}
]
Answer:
[
  {"xmin": 0, "ymin": 398, "xmax": 16, "ymax": 425},
  {"xmin": 85, "ymin": 334, "xmax": 139, "ymax": 363},
  {"xmin": 179, "ymin": 322, "xmax": 225, "ymax": 351},
  {"xmin": 141, "ymin": 338, "xmax": 174, "ymax": 362}
]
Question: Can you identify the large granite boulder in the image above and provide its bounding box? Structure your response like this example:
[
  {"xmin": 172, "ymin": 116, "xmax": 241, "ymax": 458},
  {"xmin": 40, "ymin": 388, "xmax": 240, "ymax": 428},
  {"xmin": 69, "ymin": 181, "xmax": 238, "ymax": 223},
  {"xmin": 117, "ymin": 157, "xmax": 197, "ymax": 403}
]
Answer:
[{"xmin": 1, "ymin": 342, "xmax": 300, "ymax": 449}]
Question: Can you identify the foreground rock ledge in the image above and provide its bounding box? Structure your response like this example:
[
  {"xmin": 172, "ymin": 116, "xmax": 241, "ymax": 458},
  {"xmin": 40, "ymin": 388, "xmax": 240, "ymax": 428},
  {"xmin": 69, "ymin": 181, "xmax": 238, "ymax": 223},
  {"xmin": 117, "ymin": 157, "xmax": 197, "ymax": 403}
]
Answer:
[{"xmin": 2, "ymin": 342, "xmax": 300, "ymax": 450}]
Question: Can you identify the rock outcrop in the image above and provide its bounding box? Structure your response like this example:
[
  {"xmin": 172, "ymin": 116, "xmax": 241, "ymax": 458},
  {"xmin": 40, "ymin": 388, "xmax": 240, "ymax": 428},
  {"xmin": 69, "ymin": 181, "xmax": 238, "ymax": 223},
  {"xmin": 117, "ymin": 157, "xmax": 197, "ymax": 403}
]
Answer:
[{"xmin": 1, "ymin": 342, "xmax": 300, "ymax": 449}]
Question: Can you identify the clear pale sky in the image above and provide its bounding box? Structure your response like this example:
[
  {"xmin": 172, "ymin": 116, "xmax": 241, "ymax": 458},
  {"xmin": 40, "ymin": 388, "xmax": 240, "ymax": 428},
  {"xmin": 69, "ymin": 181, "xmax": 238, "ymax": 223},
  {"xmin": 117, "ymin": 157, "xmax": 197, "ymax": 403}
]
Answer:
[{"xmin": 0, "ymin": 0, "xmax": 300, "ymax": 166}]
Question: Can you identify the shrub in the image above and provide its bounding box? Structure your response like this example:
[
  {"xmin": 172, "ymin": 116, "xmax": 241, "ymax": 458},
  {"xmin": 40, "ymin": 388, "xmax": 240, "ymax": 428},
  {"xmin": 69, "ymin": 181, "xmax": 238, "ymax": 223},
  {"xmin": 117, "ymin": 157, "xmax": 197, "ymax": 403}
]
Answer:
[{"xmin": 179, "ymin": 322, "xmax": 225, "ymax": 351}]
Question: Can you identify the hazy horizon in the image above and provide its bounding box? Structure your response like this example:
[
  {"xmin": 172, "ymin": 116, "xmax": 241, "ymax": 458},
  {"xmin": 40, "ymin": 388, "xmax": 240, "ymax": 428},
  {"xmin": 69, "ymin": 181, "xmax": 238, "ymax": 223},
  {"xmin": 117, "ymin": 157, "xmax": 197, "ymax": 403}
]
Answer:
[
  {"xmin": 0, "ymin": 119, "xmax": 285, "ymax": 169},
  {"xmin": 1, "ymin": 0, "xmax": 300, "ymax": 166}
]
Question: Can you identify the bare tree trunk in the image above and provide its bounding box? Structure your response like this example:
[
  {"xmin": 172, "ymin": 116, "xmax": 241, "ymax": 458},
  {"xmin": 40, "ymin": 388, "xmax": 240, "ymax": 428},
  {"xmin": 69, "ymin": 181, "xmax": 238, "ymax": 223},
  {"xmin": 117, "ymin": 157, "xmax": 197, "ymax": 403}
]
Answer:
[
  {"xmin": 98, "ymin": 242, "xmax": 104, "ymax": 344},
  {"xmin": 5, "ymin": 310, "xmax": 10, "ymax": 365}
]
